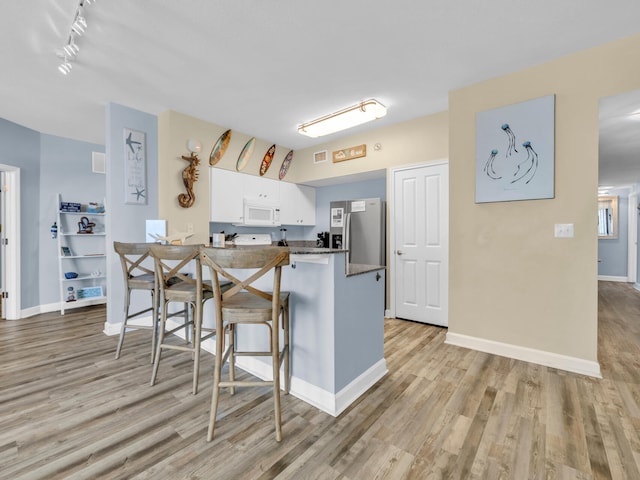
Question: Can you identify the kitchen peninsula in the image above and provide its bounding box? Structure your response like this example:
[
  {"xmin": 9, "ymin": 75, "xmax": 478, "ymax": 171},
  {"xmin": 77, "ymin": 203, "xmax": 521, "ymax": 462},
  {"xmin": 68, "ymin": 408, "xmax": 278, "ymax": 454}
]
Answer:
[{"xmin": 202, "ymin": 246, "xmax": 386, "ymax": 416}]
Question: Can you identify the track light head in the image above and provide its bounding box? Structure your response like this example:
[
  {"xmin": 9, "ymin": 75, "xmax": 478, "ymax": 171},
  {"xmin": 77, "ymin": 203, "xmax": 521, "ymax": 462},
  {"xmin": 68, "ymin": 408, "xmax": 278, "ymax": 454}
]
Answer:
[{"xmin": 58, "ymin": 58, "xmax": 73, "ymax": 75}]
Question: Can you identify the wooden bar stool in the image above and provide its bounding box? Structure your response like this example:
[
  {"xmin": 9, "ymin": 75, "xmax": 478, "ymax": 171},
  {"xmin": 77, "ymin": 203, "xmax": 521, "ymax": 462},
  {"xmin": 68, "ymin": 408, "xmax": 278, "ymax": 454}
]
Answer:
[
  {"xmin": 148, "ymin": 244, "xmax": 214, "ymax": 395},
  {"xmin": 200, "ymin": 246, "xmax": 290, "ymax": 442},
  {"xmin": 113, "ymin": 242, "xmax": 159, "ymax": 363}
]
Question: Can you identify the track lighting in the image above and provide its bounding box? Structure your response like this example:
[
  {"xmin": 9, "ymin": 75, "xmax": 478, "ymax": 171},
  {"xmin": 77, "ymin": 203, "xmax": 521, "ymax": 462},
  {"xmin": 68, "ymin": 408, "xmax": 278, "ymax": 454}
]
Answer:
[
  {"xmin": 58, "ymin": 57, "xmax": 73, "ymax": 75},
  {"xmin": 62, "ymin": 36, "xmax": 79, "ymax": 58},
  {"xmin": 56, "ymin": 0, "xmax": 97, "ymax": 75}
]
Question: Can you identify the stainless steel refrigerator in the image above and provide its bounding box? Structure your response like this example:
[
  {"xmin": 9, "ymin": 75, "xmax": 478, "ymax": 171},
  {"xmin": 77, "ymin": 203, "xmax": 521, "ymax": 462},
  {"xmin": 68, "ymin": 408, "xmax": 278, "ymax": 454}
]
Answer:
[{"xmin": 329, "ymin": 198, "xmax": 385, "ymax": 266}]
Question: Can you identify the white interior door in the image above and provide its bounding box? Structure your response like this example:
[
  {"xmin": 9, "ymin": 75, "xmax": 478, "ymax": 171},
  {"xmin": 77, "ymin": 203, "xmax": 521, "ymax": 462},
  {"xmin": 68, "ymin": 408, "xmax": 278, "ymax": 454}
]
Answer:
[{"xmin": 392, "ymin": 162, "xmax": 448, "ymax": 326}]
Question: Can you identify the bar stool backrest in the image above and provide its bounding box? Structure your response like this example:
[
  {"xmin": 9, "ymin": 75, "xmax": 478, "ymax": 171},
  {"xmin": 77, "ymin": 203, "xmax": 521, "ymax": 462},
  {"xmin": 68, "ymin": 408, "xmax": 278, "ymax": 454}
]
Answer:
[
  {"xmin": 199, "ymin": 247, "xmax": 289, "ymax": 303},
  {"xmin": 113, "ymin": 242, "xmax": 155, "ymax": 282}
]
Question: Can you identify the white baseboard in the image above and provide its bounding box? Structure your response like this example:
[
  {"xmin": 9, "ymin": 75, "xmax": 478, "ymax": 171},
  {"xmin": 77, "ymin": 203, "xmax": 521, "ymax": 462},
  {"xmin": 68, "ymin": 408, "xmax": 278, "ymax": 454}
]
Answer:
[
  {"xmin": 103, "ymin": 315, "xmax": 154, "ymax": 336},
  {"xmin": 21, "ymin": 298, "xmax": 106, "ymax": 319},
  {"xmin": 445, "ymin": 332, "xmax": 601, "ymax": 378},
  {"xmin": 129, "ymin": 317, "xmax": 387, "ymax": 416},
  {"xmin": 235, "ymin": 356, "xmax": 387, "ymax": 417},
  {"xmin": 598, "ymin": 275, "xmax": 629, "ymax": 282}
]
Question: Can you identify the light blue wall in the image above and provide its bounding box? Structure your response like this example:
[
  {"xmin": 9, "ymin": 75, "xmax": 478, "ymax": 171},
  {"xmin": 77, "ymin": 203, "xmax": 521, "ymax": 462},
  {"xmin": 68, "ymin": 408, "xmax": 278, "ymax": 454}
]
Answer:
[
  {"xmin": 0, "ymin": 118, "xmax": 41, "ymax": 308},
  {"xmin": 598, "ymin": 189, "xmax": 629, "ymax": 277},
  {"xmin": 106, "ymin": 103, "xmax": 159, "ymax": 325},
  {"xmin": 334, "ymin": 267, "xmax": 385, "ymax": 391},
  {"xmin": 314, "ymin": 178, "xmax": 386, "ymax": 234},
  {"xmin": 39, "ymin": 134, "xmax": 105, "ymax": 305}
]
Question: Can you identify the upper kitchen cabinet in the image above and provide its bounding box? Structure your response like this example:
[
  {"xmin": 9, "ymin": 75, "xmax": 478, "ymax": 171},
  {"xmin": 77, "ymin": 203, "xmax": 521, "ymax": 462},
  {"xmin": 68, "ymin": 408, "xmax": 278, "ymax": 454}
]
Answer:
[
  {"xmin": 280, "ymin": 182, "xmax": 316, "ymax": 226},
  {"xmin": 211, "ymin": 168, "xmax": 316, "ymax": 226},
  {"xmin": 242, "ymin": 174, "xmax": 280, "ymax": 203},
  {"xmin": 211, "ymin": 168, "xmax": 244, "ymax": 223}
]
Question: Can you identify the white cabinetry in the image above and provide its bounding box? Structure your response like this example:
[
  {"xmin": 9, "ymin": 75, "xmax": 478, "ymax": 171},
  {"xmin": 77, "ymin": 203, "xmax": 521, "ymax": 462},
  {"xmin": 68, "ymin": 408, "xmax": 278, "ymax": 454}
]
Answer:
[
  {"xmin": 211, "ymin": 168, "xmax": 244, "ymax": 223},
  {"xmin": 280, "ymin": 183, "xmax": 316, "ymax": 225},
  {"xmin": 243, "ymin": 174, "xmax": 280, "ymax": 203},
  {"xmin": 210, "ymin": 168, "xmax": 315, "ymax": 226},
  {"xmin": 56, "ymin": 194, "xmax": 107, "ymax": 314}
]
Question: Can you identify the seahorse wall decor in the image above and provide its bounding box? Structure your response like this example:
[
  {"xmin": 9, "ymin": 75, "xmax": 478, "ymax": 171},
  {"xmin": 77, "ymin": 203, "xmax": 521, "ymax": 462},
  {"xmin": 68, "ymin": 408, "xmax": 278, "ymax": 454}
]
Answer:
[{"xmin": 178, "ymin": 152, "xmax": 200, "ymax": 208}]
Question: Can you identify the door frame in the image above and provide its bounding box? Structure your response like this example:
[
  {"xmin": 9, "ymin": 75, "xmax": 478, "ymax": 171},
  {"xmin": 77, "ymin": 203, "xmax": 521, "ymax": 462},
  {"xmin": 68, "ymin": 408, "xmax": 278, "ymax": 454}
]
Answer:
[
  {"xmin": 0, "ymin": 165, "xmax": 20, "ymax": 320},
  {"xmin": 388, "ymin": 159, "xmax": 449, "ymax": 320},
  {"xmin": 629, "ymin": 192, "xmax": 638, "ymax": 284}
]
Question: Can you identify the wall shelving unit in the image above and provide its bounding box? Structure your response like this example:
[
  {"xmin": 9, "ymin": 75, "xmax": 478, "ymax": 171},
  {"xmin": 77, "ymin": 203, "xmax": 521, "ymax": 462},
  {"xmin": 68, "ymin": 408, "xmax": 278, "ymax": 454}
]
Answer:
[{"xmin": 56, "ymin": 194, "xmax": 107, "ymax": 314}]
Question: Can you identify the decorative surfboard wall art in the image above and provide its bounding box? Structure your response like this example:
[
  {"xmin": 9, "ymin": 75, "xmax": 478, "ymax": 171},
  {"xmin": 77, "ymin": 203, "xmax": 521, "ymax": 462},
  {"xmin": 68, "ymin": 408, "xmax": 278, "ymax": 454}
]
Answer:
[
  {"xmin": 259, "ymin": 144, "xmax": 276, "ymax": 176},
  {"xmin": 236, "ymin": 137, "xmax": 256, "ymax": 171},
  {"xmin": 209, "ymin": 129, "xmax": 232, "ymax": 166},
  {"xmin": 278, "ymin": 150, "xmax": 294, "ymax": 180}
]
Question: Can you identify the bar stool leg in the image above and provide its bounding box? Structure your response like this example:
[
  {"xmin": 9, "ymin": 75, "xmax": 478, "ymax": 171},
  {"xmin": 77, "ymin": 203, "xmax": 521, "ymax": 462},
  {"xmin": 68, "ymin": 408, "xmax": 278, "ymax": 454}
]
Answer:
[
  {"xmin": 150, "ymin": 288, "xmax": 159, "ymax": 364},
  {"xmin": 115, "ymin": 287, "xmax": 131, "ymax": 359},
  {"xmin": 271, "ymin": 312, "xmax": 282, "ymax": 442},
  {"xmin": 207, "ymin": 323, "xmax": 225, "ymax": 441},
  {"xmin": 229, "ymin": 324, "xmax": 236, "ymax": 395},
  {"xmin": 283, "ymin": 300, "xmax": 290, "ymax": 395},
  {"xmin": 150, "ymin": 301, "xmax": 167, "ymax": 386},
  {"xmin": 193, "ymin": 301, "xmax": 202, "ymax": 395}
]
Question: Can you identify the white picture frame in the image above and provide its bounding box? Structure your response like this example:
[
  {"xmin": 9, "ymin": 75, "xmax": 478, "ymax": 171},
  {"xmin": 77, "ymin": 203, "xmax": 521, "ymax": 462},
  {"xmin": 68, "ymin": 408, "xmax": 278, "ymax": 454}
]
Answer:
[
  {"xmin": 475, "ymin": 94, "xmax": 555, "ymax": 203},
  {"xmin": 124, "ymin": 128, "xmax": 147, "ymax": 205}
]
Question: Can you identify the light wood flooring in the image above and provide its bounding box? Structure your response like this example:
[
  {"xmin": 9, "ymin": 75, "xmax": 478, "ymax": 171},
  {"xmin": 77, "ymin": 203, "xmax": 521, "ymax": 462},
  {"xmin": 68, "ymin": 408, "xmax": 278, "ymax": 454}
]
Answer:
[{"xmin": 1, "ymin": 281, "xmax": 640, "ymax": 479}]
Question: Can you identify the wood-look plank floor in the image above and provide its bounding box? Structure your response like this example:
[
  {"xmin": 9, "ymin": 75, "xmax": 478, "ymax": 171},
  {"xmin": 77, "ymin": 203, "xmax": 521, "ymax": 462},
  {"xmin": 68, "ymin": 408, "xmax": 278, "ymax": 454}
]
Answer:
[{"xmin": 1, "ymin": 281, "xmax": 639, "ymax": 479}]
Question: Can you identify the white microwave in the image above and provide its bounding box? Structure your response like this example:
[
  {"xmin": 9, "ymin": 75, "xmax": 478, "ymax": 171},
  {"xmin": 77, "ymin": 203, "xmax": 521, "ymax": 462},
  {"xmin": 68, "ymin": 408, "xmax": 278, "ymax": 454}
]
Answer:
[{"xmin": 242, "ymin": 199, "xmax": 281, "ymax": 226}]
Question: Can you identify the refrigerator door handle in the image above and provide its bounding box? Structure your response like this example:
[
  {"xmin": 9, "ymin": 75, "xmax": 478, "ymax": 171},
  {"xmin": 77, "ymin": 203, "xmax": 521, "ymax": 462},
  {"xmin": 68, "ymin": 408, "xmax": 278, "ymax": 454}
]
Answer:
[{"xmin": 344, "ymin": 212, "xmax": 351, "ymax": 265}]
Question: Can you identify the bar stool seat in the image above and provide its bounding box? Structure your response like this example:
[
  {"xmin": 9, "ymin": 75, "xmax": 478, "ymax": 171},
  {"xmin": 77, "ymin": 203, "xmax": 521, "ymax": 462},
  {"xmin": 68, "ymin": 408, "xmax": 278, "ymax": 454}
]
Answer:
[
  {"xmin": 113, "ymin": 242, "xmax": 159, "ymax": 363},
  {"xmin": 200, "ymin": 246, "xmax": 291, "ymax": 442}
]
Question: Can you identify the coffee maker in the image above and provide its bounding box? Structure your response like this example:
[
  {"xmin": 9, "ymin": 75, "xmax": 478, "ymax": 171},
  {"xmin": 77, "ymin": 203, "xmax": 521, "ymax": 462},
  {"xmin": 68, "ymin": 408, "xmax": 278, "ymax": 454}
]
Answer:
[{"xmin": 316, "ymin": 231, "xmax": 330, "ymax": 248}]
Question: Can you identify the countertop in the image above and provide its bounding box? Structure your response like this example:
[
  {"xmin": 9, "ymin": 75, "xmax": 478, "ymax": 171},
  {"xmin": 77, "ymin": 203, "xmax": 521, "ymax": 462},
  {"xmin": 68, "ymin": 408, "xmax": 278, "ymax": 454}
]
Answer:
[
  {"xmin": 219, "ymin": 241, "xmax": 385, "ymax": 276},
  {"xmin": 346, "ymin": 263, "xmax": 386, "ymax": 277}
]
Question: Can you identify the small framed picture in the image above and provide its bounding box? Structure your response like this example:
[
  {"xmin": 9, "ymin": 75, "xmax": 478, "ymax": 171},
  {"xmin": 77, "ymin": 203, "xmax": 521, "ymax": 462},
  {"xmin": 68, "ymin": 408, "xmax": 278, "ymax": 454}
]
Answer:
[
  {"xmin": 61, "ymin": 246, "xmax": 73, "ymax": 257},
  {"xmin": 313, "ymin": 150, "xmax": 328, "ymax": 164}
]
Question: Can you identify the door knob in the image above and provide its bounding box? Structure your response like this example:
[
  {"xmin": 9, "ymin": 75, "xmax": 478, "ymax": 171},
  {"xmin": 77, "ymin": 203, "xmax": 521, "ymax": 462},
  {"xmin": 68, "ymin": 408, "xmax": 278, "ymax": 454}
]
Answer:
[{"xmin": 396, "ymin": 250, "xmax": 403, "ymax": 255}]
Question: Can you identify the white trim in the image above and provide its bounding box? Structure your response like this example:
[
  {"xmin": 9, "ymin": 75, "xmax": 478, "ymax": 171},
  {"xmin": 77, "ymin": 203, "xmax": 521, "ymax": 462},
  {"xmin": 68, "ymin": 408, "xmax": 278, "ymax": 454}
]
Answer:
[
  {"xmin": 103, "ymin": 314, "xmax": 154, "ymax": 336},
  {"xmin": 0, "ymin": 166, "xmax": 20, "ymax": 320},
  {"xmin": 445, "ymin": 332, "xmax": 601, "ymax": 378},
  {"xmin": 628, "ymin": 193, "xmax": 638, "ymax": 284},
  {"xmin": 597, "ymin": 275, "xmax": 629, "ymax": 282},
  {"xmin": 333, "ymin": 359, "xmax": 387, "ymax": 416},
  {"xmin": 635, "ymin": 283, "xmax": 640, "ymax": 292},
  {"xmin": 235, "ymin": 356, "xmax": 387, "ymax": 417},
  {"xmin": 124, "ymin": 316, "xmax": 388, "ymax": 416},
  {"xmin": 21, "ymin": 298, "xmax": 107, "ymax": 319}
]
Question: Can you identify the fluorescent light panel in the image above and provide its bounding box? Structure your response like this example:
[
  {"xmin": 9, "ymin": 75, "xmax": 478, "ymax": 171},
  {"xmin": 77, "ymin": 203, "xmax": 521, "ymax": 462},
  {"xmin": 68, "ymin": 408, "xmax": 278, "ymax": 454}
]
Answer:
[{"xmin": 298, "ymin": 99, "xmax": 387, "ymax": 138}]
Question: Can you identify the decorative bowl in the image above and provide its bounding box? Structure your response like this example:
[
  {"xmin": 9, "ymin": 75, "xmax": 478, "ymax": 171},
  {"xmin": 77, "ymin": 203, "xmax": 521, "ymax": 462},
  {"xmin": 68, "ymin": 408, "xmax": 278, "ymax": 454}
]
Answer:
[{"xmin": 64, "ymin": 272, "xmax": 78, "ymax": 279}]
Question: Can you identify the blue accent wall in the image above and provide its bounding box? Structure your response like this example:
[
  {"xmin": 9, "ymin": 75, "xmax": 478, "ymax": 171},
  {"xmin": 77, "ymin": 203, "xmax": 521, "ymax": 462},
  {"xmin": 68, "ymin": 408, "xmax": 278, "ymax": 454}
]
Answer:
[
  {"xmin": 105, "ymin": 103, "xmax": 159, "ymax": 325},
  {"xmin": 314, "ymin": 178, "xmax": 386, "ymax": 235},
  {"xmin": 0, "ymin": 118, "xmax": 40, "ymax": 309},
  {"xmin": 39, "ymin": 134, "xmax": 105, "ymax": 305}
]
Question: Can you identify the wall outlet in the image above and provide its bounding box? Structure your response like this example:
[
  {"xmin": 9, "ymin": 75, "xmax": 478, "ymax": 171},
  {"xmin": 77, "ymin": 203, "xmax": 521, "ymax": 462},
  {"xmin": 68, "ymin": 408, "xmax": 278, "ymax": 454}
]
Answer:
[{"xmin": 554, "ymin": 223, "xmax": 574, "ymax": 238}]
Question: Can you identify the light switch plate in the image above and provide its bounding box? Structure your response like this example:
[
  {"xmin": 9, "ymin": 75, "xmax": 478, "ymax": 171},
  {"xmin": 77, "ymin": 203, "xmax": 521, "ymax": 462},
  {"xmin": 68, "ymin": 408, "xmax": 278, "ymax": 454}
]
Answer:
[{"xmin": 554, "ymin": 223, "xmax": 574, "ymax": 238}]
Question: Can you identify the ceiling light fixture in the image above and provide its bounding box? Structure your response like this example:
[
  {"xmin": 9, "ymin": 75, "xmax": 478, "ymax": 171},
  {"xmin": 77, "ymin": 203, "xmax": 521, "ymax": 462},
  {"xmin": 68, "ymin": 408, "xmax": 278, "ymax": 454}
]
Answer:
[
  {"xmin": 56, "ymin": 0, "xmax": 96, "ymax": 75},
  {"xmin": 298, "ymin": 99, "xmax": 387, "ymax": 138},
  {"xmin": 58, "ymin": 56, "xmax": 73, "ymax": 75}
]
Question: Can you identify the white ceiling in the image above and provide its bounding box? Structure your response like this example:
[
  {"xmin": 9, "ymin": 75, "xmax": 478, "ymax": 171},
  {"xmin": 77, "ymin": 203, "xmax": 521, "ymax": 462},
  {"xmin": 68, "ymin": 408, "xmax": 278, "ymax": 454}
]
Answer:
[{"xmin": 2, "ymin": 0, "xmax": 640, "ymax": 184}]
